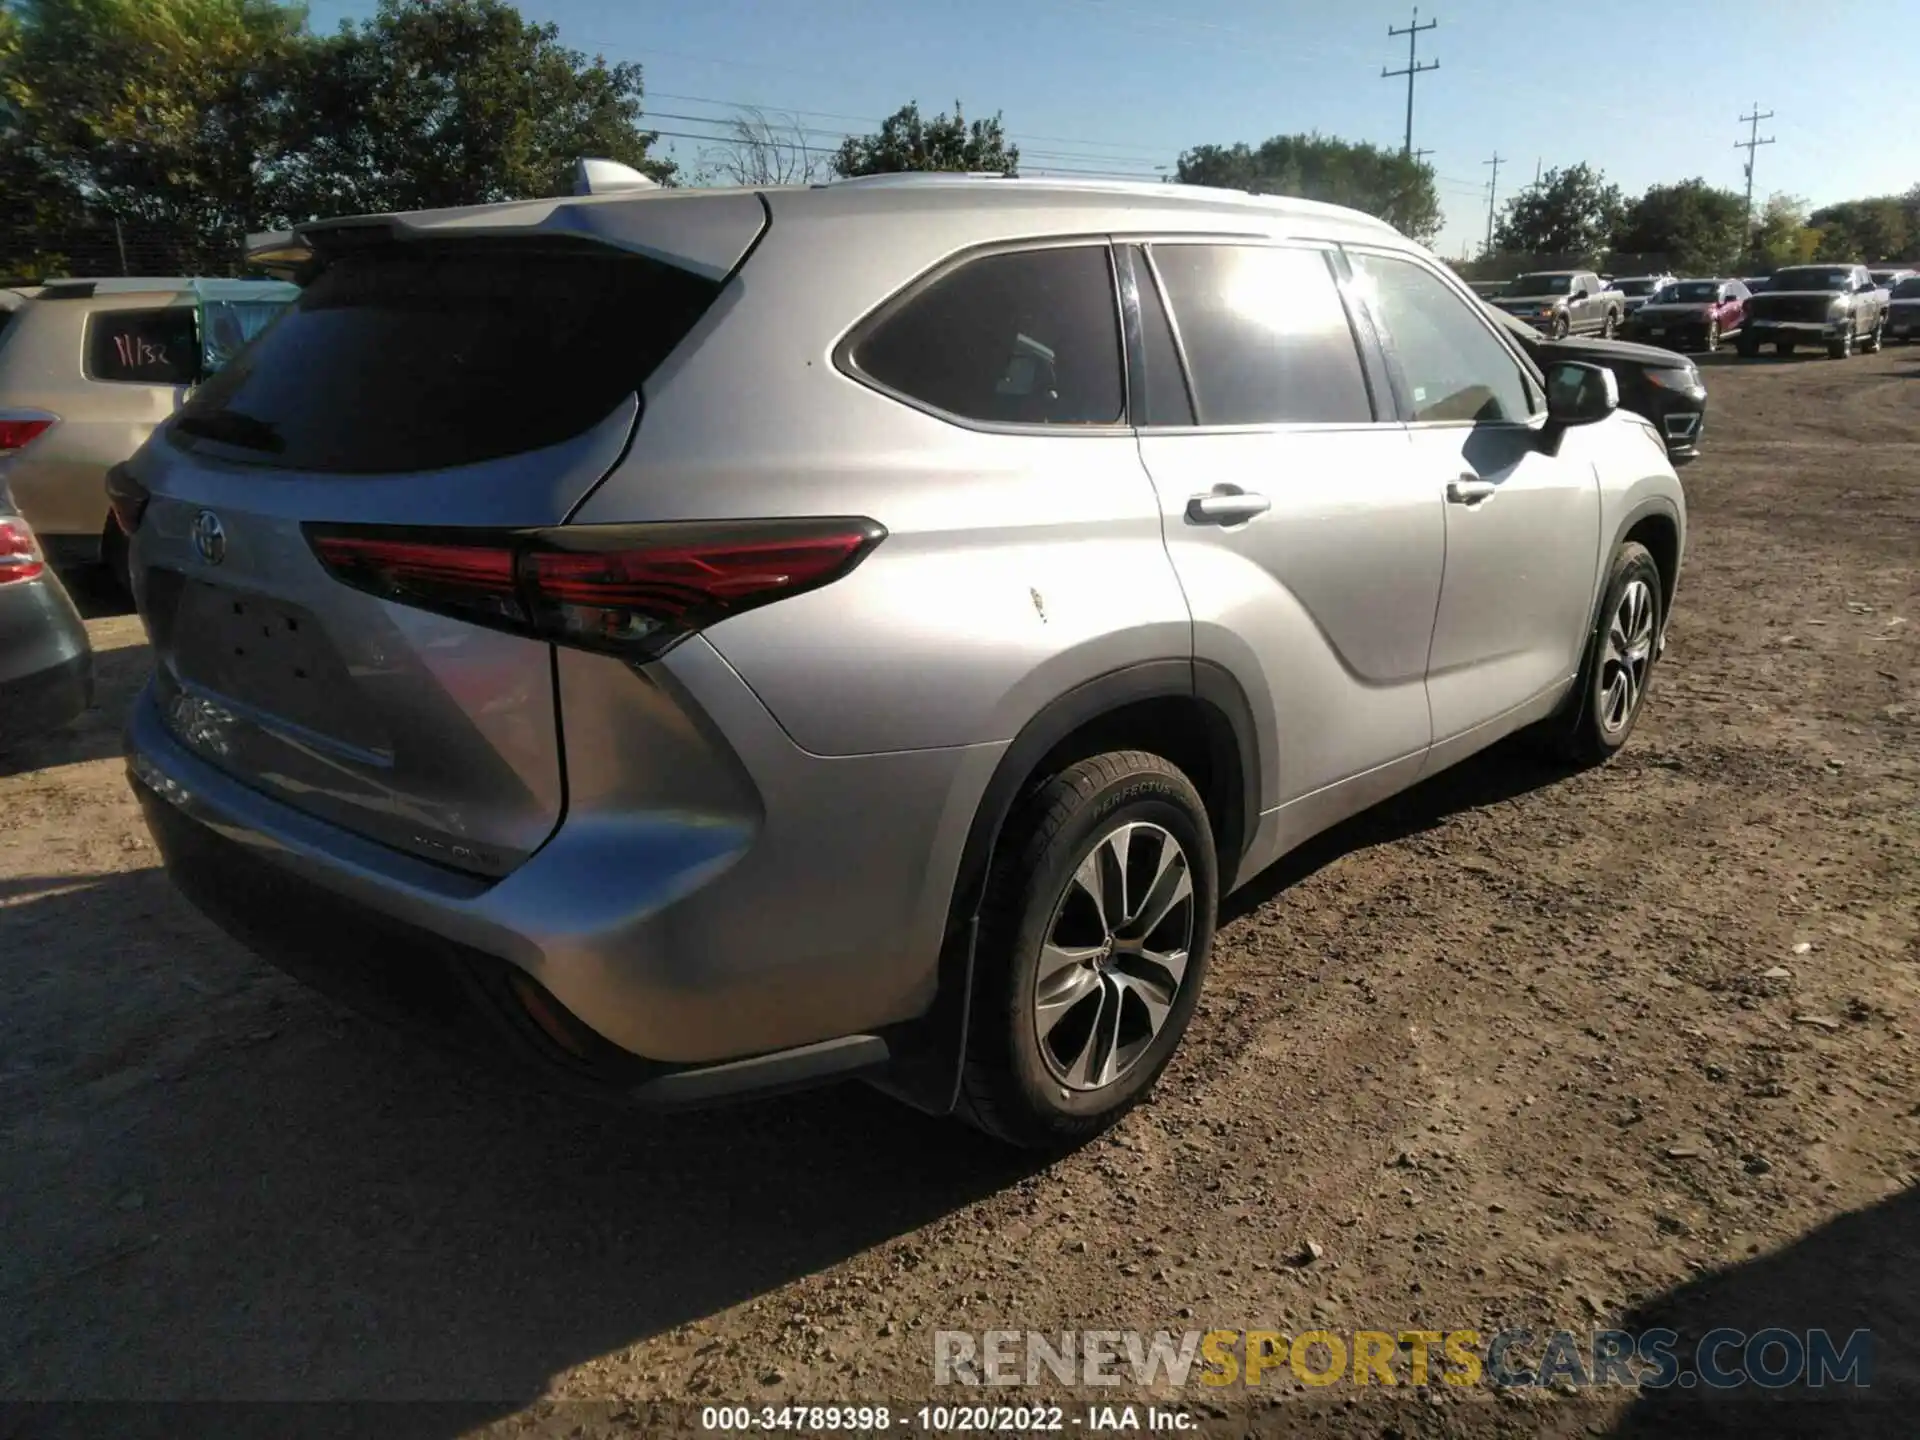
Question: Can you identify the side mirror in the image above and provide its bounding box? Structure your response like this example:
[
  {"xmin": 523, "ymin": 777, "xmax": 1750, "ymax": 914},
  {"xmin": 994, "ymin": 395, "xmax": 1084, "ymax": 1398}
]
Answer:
[
  {"xmin": 1544, "ymin": 361, "xmax": 1618, "ymax": 427},
  {"xmin": 1570, "ymin": 288, "xmax": 1589, "ymax": 300}
]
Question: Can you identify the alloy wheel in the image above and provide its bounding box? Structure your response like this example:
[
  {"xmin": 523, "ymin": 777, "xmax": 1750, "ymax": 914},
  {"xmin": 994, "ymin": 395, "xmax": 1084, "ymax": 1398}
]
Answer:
[
  {"xmin": 1706, "ymin": 319, "xmax": 1720, "ymax": 352},
  {"xmin": 1599, "ymin": 578, "xmax": 1657, "ymax": 735},
  {"xmin": 1033, "ymin": 821, "xmax": 1194, "ymax": 1093}
]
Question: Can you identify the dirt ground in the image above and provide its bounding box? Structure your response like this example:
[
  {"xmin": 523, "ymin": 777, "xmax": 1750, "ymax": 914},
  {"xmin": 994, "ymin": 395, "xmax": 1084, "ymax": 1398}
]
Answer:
[{"xmin": 2, "ymin": 346, "xmax": 1916, "ymax": 1439}]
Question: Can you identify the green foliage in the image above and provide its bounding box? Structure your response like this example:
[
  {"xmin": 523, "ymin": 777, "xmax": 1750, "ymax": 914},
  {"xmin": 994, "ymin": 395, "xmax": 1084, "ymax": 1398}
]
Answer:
[
  {"xmin": 1807, "ymin": 194, "xmax": 1912, "ymax": 263},
  {"xmin": 284, "ymin": 0, "xmax": 671, "ymax": 220},
  {"xmin": 0, "ymin": 0, "xmax": 671, "ymax": 276},
  {"xmin": 1176, "ymin": 133, "xmax": 1442, "ymax": 246},
  {"xmin": 1493, "ymin": 164, "xmax": 1624, "ymax": 260},
  {"xmin": 1612, "ymin": 179, "xmax": 1746, "ymax": 275},
  {"xmin": 1751, "ymin": 193, "xmax": 1819, "ymax": 271},
  {"xmin": 830, "ymin": 100, "xmax": 1018, "ymax": 178}
]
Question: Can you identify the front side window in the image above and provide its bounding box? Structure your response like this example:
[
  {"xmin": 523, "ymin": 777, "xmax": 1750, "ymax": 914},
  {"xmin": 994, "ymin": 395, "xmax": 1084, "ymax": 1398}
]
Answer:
[
  {"xmin": 1348, "ymin": 252, "xmax": 1537, "ymax": 426},
  {"xmin": 86, "ymin": 307, "xmax": 199, "ymax": 385},
  {"xmin": 1148, "ymin": 243, "xmax": 1371, "ymax": 426},
  {"xmin": 851, "ymin": 246, "xmax": 1123, "ymax": 426}
]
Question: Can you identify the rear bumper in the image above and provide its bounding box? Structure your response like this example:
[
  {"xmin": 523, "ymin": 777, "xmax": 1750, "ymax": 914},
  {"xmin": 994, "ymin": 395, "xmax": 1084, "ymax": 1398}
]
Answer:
[
  {"xmin": 124, "ymin": 651, "xmax": 999, "ymax": 1099},
  {"xmin": 0, "ymin": 650, "xmax": 92, "ymax": 747}
]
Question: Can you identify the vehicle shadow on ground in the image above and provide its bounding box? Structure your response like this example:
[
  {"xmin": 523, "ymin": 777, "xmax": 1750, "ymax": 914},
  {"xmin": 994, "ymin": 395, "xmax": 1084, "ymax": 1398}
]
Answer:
[
  {"xmin": 1606, "ymin": 1185, "xmax": 1918, "ymax": 1438},
  {"xmin": 58, "ymin": 563, "xmax": 136, "ymax": 621},
  {"xmin": 0, "ymin": 866, "xmax": 1040, "ymax": 1424},
  {"xmin": 1223, "ymin": 734, "xmax": 1574, "ymax": 923}
]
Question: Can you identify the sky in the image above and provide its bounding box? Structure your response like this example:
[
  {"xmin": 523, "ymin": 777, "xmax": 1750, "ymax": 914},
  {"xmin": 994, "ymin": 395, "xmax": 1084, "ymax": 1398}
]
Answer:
[{"xmin": 306, "ymin": 0, "xmax": 1920, "ymax": 258}]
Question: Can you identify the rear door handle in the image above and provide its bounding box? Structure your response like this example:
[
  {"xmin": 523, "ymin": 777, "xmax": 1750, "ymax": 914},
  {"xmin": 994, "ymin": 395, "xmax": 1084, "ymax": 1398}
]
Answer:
[
  {"xmin": 1446, "ymin": 476, "xmax": 1499, "ymax": 505},
  {"xmin": 1186, "ymin": 489, "xmax": 1273, "ymax": 525}
]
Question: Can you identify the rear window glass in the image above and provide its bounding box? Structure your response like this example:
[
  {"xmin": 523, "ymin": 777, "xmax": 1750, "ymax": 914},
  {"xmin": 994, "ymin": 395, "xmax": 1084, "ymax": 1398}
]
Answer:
[
  {"xmin": 87, "ymin": 307, "xmax": 200, "ymax": 384},
  {"xmin": 173, "ymin": 241, "xmax": 721, "ymax": 473},
  {"xmin": 851, "ymin": 246, "xmax": 1123, "ymax": 426}
]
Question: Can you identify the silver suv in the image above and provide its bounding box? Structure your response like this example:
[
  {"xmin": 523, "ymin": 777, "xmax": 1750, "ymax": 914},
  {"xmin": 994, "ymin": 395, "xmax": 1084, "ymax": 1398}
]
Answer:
[
  {"xmin": 119, "ymin": 177, "xmax": 1685, "ymax": 1147},
  {"xmin": 0, "ymin": 278, "xmax": 295, "ymax": 578}
]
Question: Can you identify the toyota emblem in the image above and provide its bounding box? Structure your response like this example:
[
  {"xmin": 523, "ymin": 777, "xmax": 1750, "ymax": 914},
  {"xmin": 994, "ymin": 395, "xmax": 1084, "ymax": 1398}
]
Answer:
[{"xmin": 191, "ymin": 509, "xmax": 227, "ymax": 566}]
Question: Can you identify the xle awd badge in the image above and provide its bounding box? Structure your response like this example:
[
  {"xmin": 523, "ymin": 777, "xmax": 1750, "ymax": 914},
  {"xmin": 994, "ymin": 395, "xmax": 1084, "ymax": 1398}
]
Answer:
[{"xmin": 191, "ymin": 509, "xmax": 226, "ymax": 566}]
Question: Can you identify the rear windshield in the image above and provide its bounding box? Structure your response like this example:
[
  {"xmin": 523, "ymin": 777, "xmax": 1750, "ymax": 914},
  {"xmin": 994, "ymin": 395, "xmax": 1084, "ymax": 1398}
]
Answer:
[
  {"xmin": 1615, "ymin": 279, "xmax": 1660, "ymax": 296},
  {"xmin": 173, "ymin": 241, "xmax": 721, "ymax": 473},
  {"xmin": 1769, "ymin": 268, "xmax": 1852, "ymax": 292}
]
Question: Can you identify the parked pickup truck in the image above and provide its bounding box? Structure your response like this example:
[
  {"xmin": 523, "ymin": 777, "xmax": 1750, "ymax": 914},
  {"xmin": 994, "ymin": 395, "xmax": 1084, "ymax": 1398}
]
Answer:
[
  {"xmin": 1737, "ymin": 263, "xmax": 1887, "ymax": 359},
  {"xmin": 1490, "ymin": 270, "xmax": 1624, "ymax": 339}
]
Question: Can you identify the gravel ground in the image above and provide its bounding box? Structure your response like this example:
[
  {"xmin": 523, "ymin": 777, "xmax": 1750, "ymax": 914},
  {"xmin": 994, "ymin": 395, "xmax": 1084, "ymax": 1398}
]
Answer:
[{"xmin": 2, "ymin": 346, "xmax": 1915, "ymax": 1439}]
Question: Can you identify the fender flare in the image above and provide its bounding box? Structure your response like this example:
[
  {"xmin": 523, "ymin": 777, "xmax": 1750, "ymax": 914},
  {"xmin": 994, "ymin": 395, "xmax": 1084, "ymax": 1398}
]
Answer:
[{"xmin": 871, "ymin": 657, "xmax": 1262, "ymax": 1115}]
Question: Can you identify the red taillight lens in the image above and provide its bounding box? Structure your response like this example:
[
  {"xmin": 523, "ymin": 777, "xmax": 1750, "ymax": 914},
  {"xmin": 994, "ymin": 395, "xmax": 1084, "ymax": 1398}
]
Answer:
[
  {"xmin": 305, "ymin": 519, "xmax": 885, "ymax": 659},
  {"xmin": 0, "ymin": 417, "xmax": 55, "ymax": 453},
  {"xmin": 0, "ymin": 518, "xmax": 46, "ymax": 585}
]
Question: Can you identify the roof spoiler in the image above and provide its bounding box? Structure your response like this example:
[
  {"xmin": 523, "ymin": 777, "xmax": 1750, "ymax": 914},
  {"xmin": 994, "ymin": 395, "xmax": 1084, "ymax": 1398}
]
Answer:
[
  {"xmin": 245, "ymin": 230, "xmax": 316, "ymax": 282},
  {"xmin": 572, "ymin": 158, "xmax": 660, "ymax": 196}
]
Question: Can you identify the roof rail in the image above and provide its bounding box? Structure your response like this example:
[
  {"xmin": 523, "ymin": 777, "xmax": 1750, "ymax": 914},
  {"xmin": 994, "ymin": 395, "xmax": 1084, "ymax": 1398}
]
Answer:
[{"xmin": 818, "ymin": 171, "xmax": 1017, "ymax": 188}]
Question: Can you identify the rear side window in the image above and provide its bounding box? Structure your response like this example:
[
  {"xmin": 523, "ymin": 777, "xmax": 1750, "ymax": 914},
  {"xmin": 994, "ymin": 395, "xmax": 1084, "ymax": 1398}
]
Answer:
[
  {"xmin": 87, "ymin": 307, "xmax": 199, "ymax": 385},
  {"xmin": 851, "ymin": 246, "xmax": 1123, "ymax": 426},
  {"xmin": 1148, "ymin": 244, "xmax": 1372, "ymax": 426},
  {"xmin": 174, "ymin": 241, "xmax": 721, "ymax": 473}
]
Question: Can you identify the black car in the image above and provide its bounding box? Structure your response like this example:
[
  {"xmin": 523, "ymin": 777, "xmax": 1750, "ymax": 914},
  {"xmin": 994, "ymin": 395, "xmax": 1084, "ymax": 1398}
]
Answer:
[
  {"xmin": 0, "ymin": 485, "xmax": 92, "ymax": 748},
  {"xmin": 1487, "ymin": 305, "xmax": 1707, "ymax": 464}
]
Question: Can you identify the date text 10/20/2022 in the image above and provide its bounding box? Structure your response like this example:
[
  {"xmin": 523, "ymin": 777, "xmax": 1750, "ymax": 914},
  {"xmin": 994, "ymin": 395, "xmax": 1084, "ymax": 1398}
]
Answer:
[{"xmin": 700, "ymin": 1406, "xmax": 1197, "ymax": 1432}]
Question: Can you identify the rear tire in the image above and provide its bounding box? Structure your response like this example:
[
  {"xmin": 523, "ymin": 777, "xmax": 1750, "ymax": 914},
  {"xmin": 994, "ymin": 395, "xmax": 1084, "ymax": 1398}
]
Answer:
[
  {"xmin": 1548, "ymin": 541, "xmax": 1664, "ymax": 768},
  {"xmin": 957, "ymin": 751, "xmax": 1217, "ymax": 1150}
]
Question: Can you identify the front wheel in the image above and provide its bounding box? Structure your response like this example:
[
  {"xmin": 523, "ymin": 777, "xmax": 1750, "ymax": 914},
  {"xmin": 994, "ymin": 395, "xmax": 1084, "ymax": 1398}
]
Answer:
[
  {"xmin": 1600, "ymin": 311, "xmax": 1617, "ymax": 339},
  {"xmin": 1549, "ymin": 541, "xmax": 1664, "ymax": 767},
  {"xmin": 1863, "ymin": 315, "xmax": 1884, "ymax": 354},
  {"xmin": 1736, "ymin": 334, "xmax": 1760, "ymax": 358},
  {"xmin": 1828, "ymin": 326, "xmax": 1854, "ymax": 360},
  {"xmin": 1705, "ymin": 318, "xmax": 1721, "ymax": 352},
  {"xmin": 958, "ymin": 751, "xmax": 1218, "ymax": 1149},
  {"xmin": 1552, "ymin": 313, "xmax": 1571, "ymax": 340},
  {"xmin": 1777, "ymin": 340, "xmax": 1796, "ymax": 356}
]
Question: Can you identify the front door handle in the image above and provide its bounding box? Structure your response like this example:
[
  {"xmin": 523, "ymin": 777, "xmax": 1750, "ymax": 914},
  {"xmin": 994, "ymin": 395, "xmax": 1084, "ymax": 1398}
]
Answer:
[
  {"xmin": 1186, "ymin": 488, "xmax": 1273, "ymax": 525},
  {"xmin": 1446, "ymin": 476, "xmax": 1499, "ymax": 505}
]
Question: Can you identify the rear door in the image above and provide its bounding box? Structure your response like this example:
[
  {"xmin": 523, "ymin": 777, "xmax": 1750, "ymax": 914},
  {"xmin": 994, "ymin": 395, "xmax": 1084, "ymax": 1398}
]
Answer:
[
  {"xmin": 1344, "ymin": 247, "xmax": 1600, "ymax": 748},
  {"xmin": 129, "ymin": 220, "xmax": 755, "ymax": 877},
  {"xmin": 1128, "ymin": 240, "xmax": 1442, "ymax": 819}
]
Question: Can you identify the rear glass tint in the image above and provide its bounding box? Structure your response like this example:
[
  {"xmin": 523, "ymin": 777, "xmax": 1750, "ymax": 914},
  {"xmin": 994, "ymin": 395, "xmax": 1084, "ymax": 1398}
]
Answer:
[
  {"xmin": 851, "ymin": 246, "xmax": 1124, "ymax": 425},
  {"xmin": 173, "ymin": 241, "xmax": 721, "ymax": 473},
  {"xmin": 87, "ymin": 307, "xmax": 200, "ymax": 384}
]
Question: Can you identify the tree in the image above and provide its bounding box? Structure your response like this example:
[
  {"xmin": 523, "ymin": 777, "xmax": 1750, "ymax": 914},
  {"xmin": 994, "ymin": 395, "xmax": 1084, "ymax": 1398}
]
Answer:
[
  {"xmin": 1493, "ymin": 163, "xmax": 1625, "ymax": 260},
  {"xmin": 282, "ymin": 0, "xmax": 672, "ymax": 221},
  {"xmin": 1612, "ymin": 179, "xmax": 1747, "ymax": 275},
  {"xmin": 1750, "ymin": 192, "xmax": 1818, "ymax": 271},
  {"xmin": 701, "ymin": 106, "xmax": 825, "ymax": 187},
  {"xmin": 831, "ymin": 100, "xmax": 1018, "ymax": 178},
  {"xmin": 1, "ymin": 0, "xmax": 311, "ymax": 273},
  {"xmin": 1176, "ymin": 134, "xmax": 1442, "ymax": 245},
  {"xmin": 1807, "ymin": 195, "xmax": 1911, "ymax": 262}
]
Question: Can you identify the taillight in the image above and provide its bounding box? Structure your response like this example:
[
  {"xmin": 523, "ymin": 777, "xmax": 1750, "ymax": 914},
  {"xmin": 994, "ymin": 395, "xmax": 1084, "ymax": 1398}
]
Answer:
[
  {"xmin": 305, "ymin": 519, "xmax": 886, "ymax": 660},
  {"xmin": 0, "ymin": 414, "xmax": 56, "ymax": 453},
  {"xmin": 0, "ymin": 517, "xmax": 46, "ymax": 585},
  {"xmin": 105, "ymin": 462, "xmax": 151, "ymax": 535}
]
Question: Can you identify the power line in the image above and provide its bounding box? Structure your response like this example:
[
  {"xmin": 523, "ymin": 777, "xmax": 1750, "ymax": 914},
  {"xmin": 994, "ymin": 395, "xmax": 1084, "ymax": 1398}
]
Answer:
[
  {"xmin": 1381, "ymin": 7, "xmax": 1439, "ymax": 159},
  {"xmin": 1735, "ymin": 104, "xmax": 1776, "ymax": 229},
  {"xmin": 1482, "ymin": 151, "xmax": 1503, "ymax": 255}
]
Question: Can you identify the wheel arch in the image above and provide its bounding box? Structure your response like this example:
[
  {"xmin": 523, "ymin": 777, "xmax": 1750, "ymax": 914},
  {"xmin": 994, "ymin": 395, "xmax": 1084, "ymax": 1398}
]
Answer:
[{"xmin": 870, "ymin": 658, "xmax": 1261, "ymax": 1116}]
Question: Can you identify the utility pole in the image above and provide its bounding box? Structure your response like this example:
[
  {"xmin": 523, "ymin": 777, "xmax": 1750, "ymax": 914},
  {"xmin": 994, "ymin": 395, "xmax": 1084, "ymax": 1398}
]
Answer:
[
  {"xmin": 1735, "ymin": 104, "xmax": 1775, "ymax": 228},
  {"xmin": 1482, "ymin": 151, "xmax": 1504, "ymax": 255},
  {"xmin": 1381, "ymin": 7, "xmax": 1439, "ymax": 159}
]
